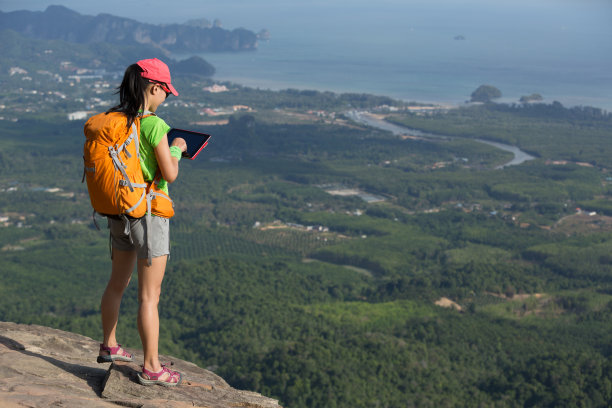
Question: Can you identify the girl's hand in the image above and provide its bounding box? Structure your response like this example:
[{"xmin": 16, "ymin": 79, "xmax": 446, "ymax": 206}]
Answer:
[{"xmin": 170, "ymin": 137, "xmax": 187, "ymax": 153}]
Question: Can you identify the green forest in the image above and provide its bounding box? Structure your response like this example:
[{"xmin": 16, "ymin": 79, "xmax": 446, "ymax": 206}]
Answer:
[{"xmin": 1, "ymin": 29, "xmax": 612, "ymax": 407}]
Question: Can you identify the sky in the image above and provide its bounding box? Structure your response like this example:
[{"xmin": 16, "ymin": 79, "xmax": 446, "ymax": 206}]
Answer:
[{"xmin": 2, "ymin": 0, "xmax": 611, "ymax": 32}]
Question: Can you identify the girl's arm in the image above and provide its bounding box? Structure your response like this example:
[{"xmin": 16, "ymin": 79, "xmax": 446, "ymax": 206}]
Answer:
[{"xmin": 154, "ymin": 134, "xmax": 187, "ymax": 183}]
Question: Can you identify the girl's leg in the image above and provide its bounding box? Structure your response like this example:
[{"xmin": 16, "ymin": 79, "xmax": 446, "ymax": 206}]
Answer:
[
  {"xmin": 100, "ymin": 248, "xmax": 136, "ymax": 353},
  {"xmin": 137, "ymin": 254, "xmax": 168, "ymax": 373}
]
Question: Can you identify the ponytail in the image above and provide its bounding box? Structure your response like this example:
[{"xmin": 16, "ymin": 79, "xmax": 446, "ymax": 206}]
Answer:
[{"xmin": 107, "ymin": 64, "xmax": 149, "ymax": 128}]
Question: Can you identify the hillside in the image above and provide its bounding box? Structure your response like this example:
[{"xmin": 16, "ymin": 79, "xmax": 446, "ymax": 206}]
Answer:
[
  {"xmin": 0, "ymin": 29, "xmax": 215, "ymax": 80},
  {"xmin": 0, "ymin": 5, "xmax": 257, "ymax": 53}
]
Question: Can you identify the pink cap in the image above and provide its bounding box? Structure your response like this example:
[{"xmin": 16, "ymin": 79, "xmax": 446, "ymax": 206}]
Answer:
[{"xmin": 137, "ymin": 58, "xmax": 179, "ymax": 96}]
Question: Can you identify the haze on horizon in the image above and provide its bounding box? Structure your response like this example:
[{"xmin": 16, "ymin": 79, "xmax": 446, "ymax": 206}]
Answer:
[
  {"xmin": 3, "ymin": 0, "xmax": 610, "ymax": 65},
  {"xmin": 2, "ymin": 0, "xmax": 611, "ymax": 32}
]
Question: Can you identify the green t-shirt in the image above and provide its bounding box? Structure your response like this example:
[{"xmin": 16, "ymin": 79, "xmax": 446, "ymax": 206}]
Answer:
[{"xmin": 139, "ymin": 114, "xmax": 171, "ymax": 194}]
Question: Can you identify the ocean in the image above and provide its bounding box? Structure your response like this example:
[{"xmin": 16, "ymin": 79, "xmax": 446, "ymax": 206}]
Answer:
[
  {"xmin": 171, "ymin": 0, "xmax": 612, "ymax": 110},
  {"xmin": 4, "ymin": 0, "xmax": 612, "ymax": 110}
]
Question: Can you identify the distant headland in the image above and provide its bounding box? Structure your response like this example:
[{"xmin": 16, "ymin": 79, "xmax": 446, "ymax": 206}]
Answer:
[{"xmin": 0, "ymin": 5, "xmax": 258, "ymax": 54}]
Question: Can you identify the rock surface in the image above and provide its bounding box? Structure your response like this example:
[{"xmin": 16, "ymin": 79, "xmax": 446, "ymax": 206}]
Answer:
[{"xmin": 0, "ymin": 322, "xmax": 281, "ymax": 408}]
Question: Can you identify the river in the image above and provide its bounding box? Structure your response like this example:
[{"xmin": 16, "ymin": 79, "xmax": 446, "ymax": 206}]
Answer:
[{"xmin": 347, "ymin": 111, "xmax": 535, "ymax": 169}]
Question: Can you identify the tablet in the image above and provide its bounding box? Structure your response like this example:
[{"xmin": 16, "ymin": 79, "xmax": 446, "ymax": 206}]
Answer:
[{"xmin": 167, "ymin": 128, "xmax": 211, "ymax": 160}]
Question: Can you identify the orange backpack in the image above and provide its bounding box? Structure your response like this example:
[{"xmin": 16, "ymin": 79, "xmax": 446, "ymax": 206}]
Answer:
[
  {"xmin": 83, "ymin": 112, "xmax": 148, "ymax": 220},
  {"xmin": 83, "ymin": 111, "xmax": 176, "ymax": 222},
  {"xmin": 146, "ymin": 178, "xmax": 174, "ymax": 219}
]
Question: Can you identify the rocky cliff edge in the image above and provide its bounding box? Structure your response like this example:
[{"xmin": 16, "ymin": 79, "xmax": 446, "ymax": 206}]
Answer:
[{"xmin": 0, "ymin": 321, "xmax": 281, "ymax": 408}]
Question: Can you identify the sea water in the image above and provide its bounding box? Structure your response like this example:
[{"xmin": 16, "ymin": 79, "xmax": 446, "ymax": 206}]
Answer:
[{"xmin": 175, "ymin": 0, "xmax": 612, "ymax": 110}]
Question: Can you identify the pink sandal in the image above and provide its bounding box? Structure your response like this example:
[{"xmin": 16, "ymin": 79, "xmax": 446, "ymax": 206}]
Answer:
[
  {"xmin": 97, "ymin": 343, "xmax": 133, "ymax": 363},
  {"xmin": 137, "ymin": 364, "xmax": 183, "ymax": 387}
]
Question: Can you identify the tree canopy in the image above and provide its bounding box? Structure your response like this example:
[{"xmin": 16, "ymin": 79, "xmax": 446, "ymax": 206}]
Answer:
[{"xmin": 471, "ymin": 84, "xmax": 502, "ymax": 103}]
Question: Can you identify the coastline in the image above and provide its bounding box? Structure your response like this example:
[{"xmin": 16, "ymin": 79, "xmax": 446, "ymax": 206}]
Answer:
[
  {"xmin": 192, "ymin": 50, "xmax": 612, "ymax": 112},
  {"xmin": 205, "ymin": 70, "xmax": 612, "ymax": 111},
  {"xmin": 186, "ymin": 41, "xmax": 612, "ymax": 112}
]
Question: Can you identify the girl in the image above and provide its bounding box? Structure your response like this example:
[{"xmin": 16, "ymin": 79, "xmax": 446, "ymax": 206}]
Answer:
[{"xmin": 97, "ymin": 58, "xmax": 186, "ymax": 387}]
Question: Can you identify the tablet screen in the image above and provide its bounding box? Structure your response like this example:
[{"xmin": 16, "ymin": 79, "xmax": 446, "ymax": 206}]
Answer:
[{"xmin": 167, "ymin": 128, "xmax": 211, "ymax": 160}]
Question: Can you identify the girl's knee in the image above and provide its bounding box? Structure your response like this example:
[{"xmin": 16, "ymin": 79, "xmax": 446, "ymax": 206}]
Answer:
[
  {"xmin": 138, "ymin": 289, "xmax": 162, "ymax": 305},
  {"xmin": 106, "ymin": 277, "xmax": 131, "ymax": 296}
]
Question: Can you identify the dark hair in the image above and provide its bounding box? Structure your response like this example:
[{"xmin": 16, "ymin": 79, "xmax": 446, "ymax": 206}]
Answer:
[{"xmin": 107, "ymin": 64, "xmax": 149, "ymax": 128}]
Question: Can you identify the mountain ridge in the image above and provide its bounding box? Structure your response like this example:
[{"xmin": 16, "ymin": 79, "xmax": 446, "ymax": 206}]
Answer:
[{"xmin": 0, "ymin": 5, "xmax": 258, "ymax": 53}]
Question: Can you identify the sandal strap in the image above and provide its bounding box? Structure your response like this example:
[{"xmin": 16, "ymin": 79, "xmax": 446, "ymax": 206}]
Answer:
[
  {"xmin": 100, "ymin": 343, "xmax": 132, "ymax": 358},
  {"xmin": 142, "ymin": 365, "xmax": 181, "ymax": 383}
]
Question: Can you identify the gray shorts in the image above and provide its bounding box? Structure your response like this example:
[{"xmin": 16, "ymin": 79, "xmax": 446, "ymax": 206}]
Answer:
[{"xmin": 109, "ymin": 216, "xmax": 170, "ymax": 260}]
